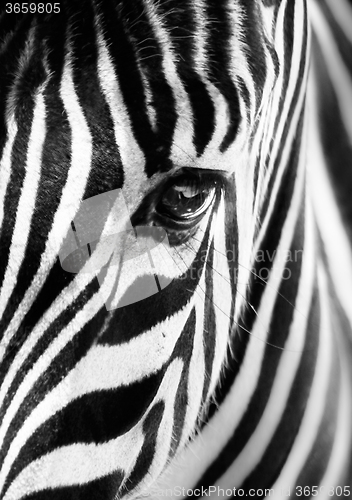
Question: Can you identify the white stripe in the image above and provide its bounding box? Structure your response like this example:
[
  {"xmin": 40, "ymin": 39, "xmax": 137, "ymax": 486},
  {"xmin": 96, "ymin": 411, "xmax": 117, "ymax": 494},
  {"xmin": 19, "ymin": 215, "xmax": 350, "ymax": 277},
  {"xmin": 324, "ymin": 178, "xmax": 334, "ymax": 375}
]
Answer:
[
  {"xmin": 253, "ymin": 34, "xmax": 308, "ymax": 262},
  {"xmin": 4, "ymin": 360, "xmax": 183, "ymax": 500},
  {"xmin": 0, "ymin": 296, "xmax": 194, "ymax": 494},
  {"xmin": 4, "ymin": 26, "xmax": 37, "ymax": 123},
  {"xmin": 0, "ymin": 115, "xmax": 17, "ymax": 235},
  {"xmin": 177, "ymin": 289, "xmax": 205, "ymax": 448},
  {"xmin": 124, "ymin": 360, "xmax": 184, "ymax": 499},
  {"xmin": 260, "ymin": 0, "xmax": 308, "ymax": 207},
  {"xmin": 310, "ymin": 0, "xmax": 352, "ymax": 140},
  {"xmin": 4, "ymin": 431, "xmax": 144, "ymax": 500},
  {"xmin": 317, "ymin": 361, "xmax": 352, "ymax": 498},
  {"xmin": 0, "ymin": 112, "xmax": 18, "ymax": 363},
  {"xmin": 269, "ymin": 0, "xmax": 307, "ymax": 172},
  {"xmin": 194, "ymin": 1, "xmax": 254, "ymax": 172},
  {"xmin": 95, "ymin": 24, "xmax": 147, "ymax": 212},
  {"xmin": 227, "ymin": 1, "xmax": 257, "ymax": 126},
  {"xmin": 192, "ymin": 0, "xmax": 232, "ymax": 164},
  {"xmin": 206, "ymin": 196, "xmax": 232, "ymax": 399},
  {"xmin": 317, "ymin": 335, "xmax": 352, "ymax": 498},
  {"xmin": 141, "ymin": 2, "xmax": 196, "ymax": 165},
  {"xmin": 306, "ymin": 57, "xmax": 352, "ymax": 328},
  {"xmin": 0, "ymin": 47, "xmax": 93, "ymax": 364},
  {"xmin": 251, "ymin": 3, "xmax": 280, "ymax": 217},
  {"xmin": 271, "ymin": 263, "xmax": 333, "ymax": 495},
  {"xmin": 326, "ymin": 0, "xmax": 352, "ymax": 44},
  {"xmin": 259, "ymin": 0, "xmax": 286, "ymax": 185},
  {"xmin": 260, "ymin": 2, "xmax": 277, "ymax": 41},
  {"xmin": 0, "ymin": 90, "xmax": 46, "ymax": 321},
  {"xmin": 216, "ymin": 189, "xmax": 314, "ymax": 490}
]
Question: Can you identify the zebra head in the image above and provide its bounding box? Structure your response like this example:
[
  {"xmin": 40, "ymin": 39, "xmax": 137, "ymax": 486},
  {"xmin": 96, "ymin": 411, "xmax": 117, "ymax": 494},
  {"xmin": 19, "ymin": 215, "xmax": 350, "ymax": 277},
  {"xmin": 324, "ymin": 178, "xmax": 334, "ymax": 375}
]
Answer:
[{"xmin": 2, "ymin": 1, "xmax": 345, "ymax": 499}]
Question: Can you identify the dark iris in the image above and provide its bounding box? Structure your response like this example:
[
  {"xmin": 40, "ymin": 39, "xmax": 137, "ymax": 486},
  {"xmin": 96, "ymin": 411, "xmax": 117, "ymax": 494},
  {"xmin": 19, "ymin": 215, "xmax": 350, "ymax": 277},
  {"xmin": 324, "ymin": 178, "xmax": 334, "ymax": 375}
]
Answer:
[{"xmin": 158, "ymin": 182, "xmax": 216, "ymax": 221}]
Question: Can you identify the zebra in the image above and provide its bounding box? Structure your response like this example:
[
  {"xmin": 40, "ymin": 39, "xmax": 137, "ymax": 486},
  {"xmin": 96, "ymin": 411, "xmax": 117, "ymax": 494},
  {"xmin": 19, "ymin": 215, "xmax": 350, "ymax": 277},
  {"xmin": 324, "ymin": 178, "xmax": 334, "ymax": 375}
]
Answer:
[{"xmin": 0, "ymin": 0, "xmax": 352, "ymax": 499}]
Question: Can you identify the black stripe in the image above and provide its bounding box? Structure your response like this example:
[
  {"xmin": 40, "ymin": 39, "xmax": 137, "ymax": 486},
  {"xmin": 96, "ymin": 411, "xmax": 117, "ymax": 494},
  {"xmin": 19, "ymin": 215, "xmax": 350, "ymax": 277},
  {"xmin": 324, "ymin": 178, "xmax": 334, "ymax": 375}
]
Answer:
[
  {"xmin": 197, "ymin": 202, "xmax": 305, "ymax": 489},
  {"xmin": 293, "ymin": 345, "xmax": 340, "ymax": 496},
  {"xmin": 0, "ymin": 290, "xmax": 105, "ymax": 463},
  {"xmin": 0, "ymin": 263, "xmax": 98, "ymax": 416},
  {"xmin": 15, "ymin": 471, "xmax": 125, "ymax": 500},
  {"xmin": 120, "ymin": 401, "xmax": 165, "ymax": 496},
  {"xmin": 171, "ymin": 308, "xmax": 197, "ymax": 457},
  {"xmin": 224, "ymin": 178, "xmax": 239, "ymax": 339},
  {"xmin": 4, "ymin": 374, "xmax": 165, "ymax": 494},
  {"xmin": 98, "ymin": 0, "xmax": 176, "ymax": 177},
  {"xmin": 0, "ymin": 14, "xmax": 34, "ymax": 157},
  {"xmin": 0, "ymin": 10, "xmax": 71, "ymax": 339},
  {"xmin": 204, "ymin": 0, "xmax": 241, "ymax": 152},
  {"xmin": 261, "ymin": 2, "xmax": 308, "ymax": 224},
  {"xmin": 98, "ymin": 204, "xmax": 216, "ymax": 345},
  {"xmin": 318, "ymin": 0, "xmax": 352, "ymax": 80},
  {"xmin": 0, "ymin": 18, "xmax": 49, "ymax": 297},
  {"xmin": 251, "ymin": 38, "xmax": 280, "ymax": 209},
  {"xmin": 3, "ymin": 297, "xmax": 197, "ymax": 495},
  {"xmin": 237, "ymin": 1, "xmax": 268, "ymax": 108},
  {"xmin": 260, "ymin": 37, "xmax": 306, "ymax": 228},
  {"xmin": 201, "ymin": 242, "xmax": 217, "ymax": 405},
  {"xmin": 0, "ymin": 84, "xmax": 73, "ymax": 340},
  {"xmin": 0, "ymin": 91, "xmax": 35, "ymax": 295},
  {"xmin": 155, "ymin": 0, "xmax": 216, "ymax": 156},
  {"xmin": 228, "ymin": 278, "xmax": 321, "ymax": 496},
  {"xmin": 203, "ymin": 180, "xmax": 238, "ymax": 423},
  {"xmin": 65, "ymin": 0, "xmax": 123, "ymax": 197},
  {"xmin": 228, "ymin": 109, "xmax": 304, "ymax": 390},
  {"xmin": 311, "ymin": 31, "xmax": 352, "ymax": 245},
  {"xmin": 269, "ymin": 0, "xmax": 297, "ymax": 141}
]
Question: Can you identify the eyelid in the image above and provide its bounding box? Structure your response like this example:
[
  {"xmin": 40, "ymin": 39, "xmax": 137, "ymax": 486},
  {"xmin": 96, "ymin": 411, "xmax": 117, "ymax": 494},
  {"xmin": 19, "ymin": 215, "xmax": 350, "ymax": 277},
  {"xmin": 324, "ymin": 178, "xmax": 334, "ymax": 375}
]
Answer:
[{"xmin": 165, "ymin": 168, "xmax": 227, "ymax": 192}]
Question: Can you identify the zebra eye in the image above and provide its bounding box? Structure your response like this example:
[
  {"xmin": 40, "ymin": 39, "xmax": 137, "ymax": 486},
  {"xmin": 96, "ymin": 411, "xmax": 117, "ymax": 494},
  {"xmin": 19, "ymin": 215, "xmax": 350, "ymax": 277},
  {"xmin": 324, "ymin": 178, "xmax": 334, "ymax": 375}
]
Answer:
[{"xmin": 157, "ymin": 180, "xmax": 216, "ymax": 221}]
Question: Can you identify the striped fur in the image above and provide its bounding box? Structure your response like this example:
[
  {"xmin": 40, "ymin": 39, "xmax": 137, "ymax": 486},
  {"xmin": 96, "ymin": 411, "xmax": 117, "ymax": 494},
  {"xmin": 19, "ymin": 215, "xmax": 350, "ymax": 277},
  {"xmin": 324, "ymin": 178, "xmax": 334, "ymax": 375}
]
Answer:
[{"xmin": 0, "ymin": 1, "xmax": 352, "ymax": 499}]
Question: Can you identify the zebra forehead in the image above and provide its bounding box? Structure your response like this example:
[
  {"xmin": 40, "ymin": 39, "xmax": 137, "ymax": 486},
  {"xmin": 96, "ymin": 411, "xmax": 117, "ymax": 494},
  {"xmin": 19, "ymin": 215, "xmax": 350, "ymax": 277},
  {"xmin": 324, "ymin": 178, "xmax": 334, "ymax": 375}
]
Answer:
[{"xmin": 0, "ymin": 0, "xmax": 278, "ymax": 181}]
